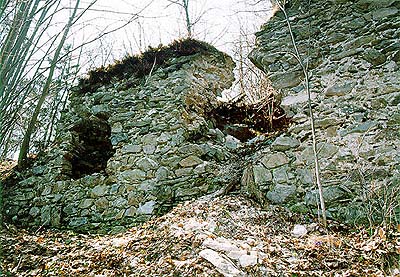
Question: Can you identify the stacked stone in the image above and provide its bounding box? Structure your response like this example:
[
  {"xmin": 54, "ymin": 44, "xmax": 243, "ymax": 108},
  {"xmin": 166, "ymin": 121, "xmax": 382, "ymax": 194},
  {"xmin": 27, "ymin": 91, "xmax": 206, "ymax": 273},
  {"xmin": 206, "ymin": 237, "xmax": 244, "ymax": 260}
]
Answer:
[
  {"xmin": 4, "ymin": 50, "xmax": 235, "ymax": 232},
  {"xmin": 246, "ymin": 0, "xmax": 400, "ymax": 222}
]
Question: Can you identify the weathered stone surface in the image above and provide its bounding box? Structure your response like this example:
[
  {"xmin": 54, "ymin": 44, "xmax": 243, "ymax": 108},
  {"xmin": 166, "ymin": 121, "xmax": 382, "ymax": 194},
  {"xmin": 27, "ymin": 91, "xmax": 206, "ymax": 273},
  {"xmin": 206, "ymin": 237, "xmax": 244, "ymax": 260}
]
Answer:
[
  {"xmin": 266, "ymin": 184, "xmax": 296, "ymax": 204},
  {"xmin": 112, "ymin": 197, "xmax": 128, "ymax": 208},
  {"xmin": 199, "ymin": 249, "xmax": 244, "ymax": 277},
  {"xmin": 155, "ymin": 167, "xmax": 171, "ymax": 181},
  {"xmin": 203, "ymin": 237, "xmax": 241, "ymax": 253},
  {"xmin": 124, "ymin": 207, "xmax": 136, "ymax": 217},
  {"xmin": 269, "ymin": 71, "xmax": 303, "ymax": 89},
  {"xmin": 315, "ymin": 118, "xmax": 343, "ymax": 129},
  {"xmin": 362, "ymin": 49, "xmax": 387, "ymax": 66},
  {"xmin": 225, "ymin": 135, "xmax": 241, "ymax": 149},
  {"xmin": 300, "ymin": 143, "xmax": 339, "ymax": 163},
  {"xmin": 79, "ymin": 199, "xmax": 93, "ymax": 209},
  {"xmin": 91, "ymin": 185, "xmax": 108, "ymax": 197},
  {"xmin": 372, "ymin": 7, "xmax": 398, "ymax": 20},
  {"xmin": 260, "ymin": 153, "xmax": 289, "ymax": 169},
  {"xmin": 178, "ymin": 144, "xmax": 203, "ymax": 155},
  {"xmin": 40, "ymin": 206, "xmax": 52, "ymax": 225},
  {"xmin": 296, "ymin": 168, "xmax": 314, "ymax": 185},
  {"xmin": 136, "ymin": 201, "xmax": 156, "ymax": 215},
  {"xmin": 69, "ymin": 217, "xmax": 88, "ymax": 227},
  {"xmin": 325, "ymin": 82, "xmax": 355, "ymax": 97},
  {"xmin": 143, "ymin": 145, "xmax": 156, "ymax": 155},
  {"xmin": 272, "ymin": 166, "xmax": 289, "ymax": 184},
  {"xmin": 179, "ymin": 155, "xmax": 203, "ymax": 167},
  {"xmin": 239, "ymin": 252, "xmax": 258, "ymax": 268},
  {"xmin": 29, "ymin": 207, "xmax": 40, "ymax": 217},
  {"xmin": 253, "ymin": 165, "xmax": 272, "ymax": 185},
  {"xmin": 137, "ymin": 157, "xmax": 158, "ymax": 171},
  {"xmin": 291, "ymin": 224, "xmax": 308, "ymax": 238},
  {"xmin": 175, "ymin": 186, "xmax": 201, "ymax": 199},
  {"xmin": 120, "ymin": 169, "xmax": 146, "ymax": 182},
  {"xmin": 305, "ymin": 186, "xmax": 346, "ymax": 207},
  {"xmin": 271, "ymin": 136, "xmax": 300, "ymax": 151},
  {"xmin": 340, "ymin": 121, "xmax": 379, "ymax": 136},
  {"xmin": 63, "ymin": 204, "xmax": 78, "ymax": 216},
  {"xmin": 111, "ymin": 133, "xmax": 128, "ymax": 145},
  {"xmin": 175, "ymin": 167, "xmax": 194, "ymax": 177},
  {"xmin": 281, "ymin": 92, "xmax": 317, "ymax": 107},
  {"xmin": 95, "ymin": 197, "xmax": 109, "ymax": 210},
  {"xmin": 32, "ymin": 166, "xmax": 46, "ymax": 175},
  {"xmin": 121, "ymin": 144, "xmax": 141, "ymax": 154},
  {"xmin": 3, "ymin": 43, "xmax": 238, "ymax": 232}
]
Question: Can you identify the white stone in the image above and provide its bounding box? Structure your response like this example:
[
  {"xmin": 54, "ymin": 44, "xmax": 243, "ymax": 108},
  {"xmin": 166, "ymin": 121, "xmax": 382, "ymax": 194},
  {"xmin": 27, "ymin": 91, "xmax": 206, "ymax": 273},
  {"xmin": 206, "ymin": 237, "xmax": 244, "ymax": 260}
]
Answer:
[
  {"xmin": 291, "ymin": 224, "xmax": 308, "ymax": 237},
  {"xmin": 226, "ymin": 250, "xmax": 247, "ymax": 260},
  {"xmin": 136, "ymin": 200, "xmax": 156, "ymax": 215},
  {"xmin": 203, "ymin": 237, "xmax": 241, "ymax": 253},
  {"xmin": 238, "ymin": 251, "xmax": 258, "ymax": 267},
  {"xmin": 199, "ymin": 249, "xmax": 243, "ymax": 277}
]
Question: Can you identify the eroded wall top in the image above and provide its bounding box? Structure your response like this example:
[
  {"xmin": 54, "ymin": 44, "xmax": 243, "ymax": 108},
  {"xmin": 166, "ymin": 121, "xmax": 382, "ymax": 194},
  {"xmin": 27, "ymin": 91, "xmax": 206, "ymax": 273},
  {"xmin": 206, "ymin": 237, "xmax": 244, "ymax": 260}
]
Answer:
[{"xmin": 4, "ymin": 41, "xmax": 237, "ymax": 232}]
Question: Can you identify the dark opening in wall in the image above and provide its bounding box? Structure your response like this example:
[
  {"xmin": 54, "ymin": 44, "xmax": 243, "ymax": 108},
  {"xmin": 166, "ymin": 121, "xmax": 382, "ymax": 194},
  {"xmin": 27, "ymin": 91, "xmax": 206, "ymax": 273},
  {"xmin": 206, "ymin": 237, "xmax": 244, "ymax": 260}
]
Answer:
[
  {"xmin": 69, "ymin": 116, "xmax": 115, "ymax": 179},
  {"xmin": 207, "ymin": 94, "xmax": 291, "ymax": 142}
]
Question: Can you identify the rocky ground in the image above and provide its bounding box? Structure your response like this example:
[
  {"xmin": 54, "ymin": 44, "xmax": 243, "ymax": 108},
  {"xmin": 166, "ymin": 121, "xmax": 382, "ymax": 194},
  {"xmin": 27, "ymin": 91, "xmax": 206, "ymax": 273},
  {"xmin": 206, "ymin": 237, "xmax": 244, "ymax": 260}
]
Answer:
[{"xmin": 1, "ymin": 194, "xmax": 399, "ymax": 276}]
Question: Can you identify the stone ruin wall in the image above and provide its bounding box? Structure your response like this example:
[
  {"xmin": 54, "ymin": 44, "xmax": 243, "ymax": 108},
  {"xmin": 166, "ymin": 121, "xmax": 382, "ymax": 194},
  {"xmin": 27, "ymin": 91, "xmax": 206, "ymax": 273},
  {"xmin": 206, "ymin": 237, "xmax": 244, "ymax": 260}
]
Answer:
[
  {"xmin": 3, "ymin": 0, "xmax": 400, "ymax": 231},
  {"xmin": 4, "ymin": 51, "xmax": 237, "ymax": 233},
  {"xmin": 245, "ymin": 0, "xmax": 400, "ymax": 222}
]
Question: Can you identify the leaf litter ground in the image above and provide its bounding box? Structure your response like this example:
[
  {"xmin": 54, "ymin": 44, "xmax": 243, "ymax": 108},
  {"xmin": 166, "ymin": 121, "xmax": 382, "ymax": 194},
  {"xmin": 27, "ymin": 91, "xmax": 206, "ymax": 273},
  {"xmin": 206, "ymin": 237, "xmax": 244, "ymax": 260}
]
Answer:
[{"xmin": 1, "ymin": 195, "xmax": 399, "ymax": 276}]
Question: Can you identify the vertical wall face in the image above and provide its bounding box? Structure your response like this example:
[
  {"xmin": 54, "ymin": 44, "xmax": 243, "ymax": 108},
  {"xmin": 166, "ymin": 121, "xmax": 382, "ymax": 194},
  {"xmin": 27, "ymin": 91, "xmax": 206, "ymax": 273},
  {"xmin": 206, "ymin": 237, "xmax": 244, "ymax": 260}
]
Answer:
[
  {"xmin": 4, "ymin": 50, "xmax": 235, "ymax": 232},
  {"xmin": 245, "ymin": 0, "xmax": 400, "ymax": 223}
]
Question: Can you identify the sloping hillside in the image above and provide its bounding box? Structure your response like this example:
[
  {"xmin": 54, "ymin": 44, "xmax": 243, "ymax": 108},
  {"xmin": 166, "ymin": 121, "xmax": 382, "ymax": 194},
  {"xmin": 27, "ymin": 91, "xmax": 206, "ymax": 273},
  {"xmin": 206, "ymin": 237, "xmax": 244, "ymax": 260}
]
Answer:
[{"xmin": 2, "ymin": 194, "xmax": 399, "ymax": 276}]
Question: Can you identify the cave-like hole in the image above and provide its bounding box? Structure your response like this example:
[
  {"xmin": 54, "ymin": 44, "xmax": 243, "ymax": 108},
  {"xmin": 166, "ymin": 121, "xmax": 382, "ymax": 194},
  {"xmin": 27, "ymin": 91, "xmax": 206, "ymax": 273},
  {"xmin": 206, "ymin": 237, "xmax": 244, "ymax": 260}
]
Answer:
[
  {"xmin": 207, "ymin": 94, "xmax": 291, "ymax": 142},
  {"xmin": 69, "ymin": 117, "xmax": 115, "ymax": 179}
]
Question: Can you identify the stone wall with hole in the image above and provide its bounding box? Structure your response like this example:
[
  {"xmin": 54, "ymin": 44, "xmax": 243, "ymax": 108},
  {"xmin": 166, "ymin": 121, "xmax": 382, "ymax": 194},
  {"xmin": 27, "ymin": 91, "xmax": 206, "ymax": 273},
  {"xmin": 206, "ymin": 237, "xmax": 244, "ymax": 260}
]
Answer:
[
  {"xmin": 4, "ymin": 0, "xmax": 400, "ymax": 231},
  {"xmin": 3, "ymin": 50, "xmax": 237, "ymax": 232},
  {"xmin": 245, "ymin": 0, "xmax": 400, "ymax": 223}
]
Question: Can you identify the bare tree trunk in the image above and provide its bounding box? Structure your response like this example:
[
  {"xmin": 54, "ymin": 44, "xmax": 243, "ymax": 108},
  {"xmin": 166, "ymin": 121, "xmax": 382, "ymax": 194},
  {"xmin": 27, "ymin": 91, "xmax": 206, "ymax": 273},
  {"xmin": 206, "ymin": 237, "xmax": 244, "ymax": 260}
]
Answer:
[
  {"xmin": 1, "ymin": 0, "xmax": 151, "ymax": 160},
  {"xmin": 167, "ymin": 0, "xmax": 193, "ymax": 38},
  {"xmin": 18, "ymin": 0, "xmax": 81, "ymax": 166},
  {"xmin": 182, "ymin": 0, "xmax": 192, "ymax": 37}
]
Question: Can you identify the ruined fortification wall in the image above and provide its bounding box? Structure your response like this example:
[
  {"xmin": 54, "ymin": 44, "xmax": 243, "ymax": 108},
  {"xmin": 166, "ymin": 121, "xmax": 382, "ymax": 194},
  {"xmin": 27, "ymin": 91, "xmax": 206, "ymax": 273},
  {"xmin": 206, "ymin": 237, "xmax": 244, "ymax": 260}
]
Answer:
[
  {"xmin": 4, "ymin": 47, "xmax": 236, "ymax": 232},
  {"xmin": 245, "ymin": 0, "xmax": 400, "ymax": 222},
  {"xmin": 4, "ymin": 0, "xmax": 400, "ymax": 231}
]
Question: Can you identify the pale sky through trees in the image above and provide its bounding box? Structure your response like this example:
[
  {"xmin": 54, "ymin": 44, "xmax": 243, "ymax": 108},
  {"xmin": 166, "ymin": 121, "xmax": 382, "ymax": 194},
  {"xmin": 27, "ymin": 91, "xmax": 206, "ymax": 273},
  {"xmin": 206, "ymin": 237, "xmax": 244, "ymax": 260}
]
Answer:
[{"xmin": 76, "ymin": 0, "xmax": 273, "ymax": 67}]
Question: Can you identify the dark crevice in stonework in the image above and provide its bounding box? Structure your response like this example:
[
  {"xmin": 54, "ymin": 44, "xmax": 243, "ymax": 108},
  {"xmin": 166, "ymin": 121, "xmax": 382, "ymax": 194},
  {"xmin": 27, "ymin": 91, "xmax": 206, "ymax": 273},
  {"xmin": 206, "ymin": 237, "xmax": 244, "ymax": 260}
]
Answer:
[
  {"xmin": 207, "ymin": 95, "xmax": 291, "ymax": 142},
  {"xmin": 68, "ymin": 117, "xmax": 115, "ymax": 179}
]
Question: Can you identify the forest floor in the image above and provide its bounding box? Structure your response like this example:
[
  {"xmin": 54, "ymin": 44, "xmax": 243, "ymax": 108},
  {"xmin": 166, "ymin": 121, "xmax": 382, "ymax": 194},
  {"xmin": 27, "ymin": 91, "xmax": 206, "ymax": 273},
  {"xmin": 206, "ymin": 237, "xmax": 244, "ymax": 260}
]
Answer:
[{"xmin": 1, "ymin": 194, "xmax": 399, "ymax": 277}]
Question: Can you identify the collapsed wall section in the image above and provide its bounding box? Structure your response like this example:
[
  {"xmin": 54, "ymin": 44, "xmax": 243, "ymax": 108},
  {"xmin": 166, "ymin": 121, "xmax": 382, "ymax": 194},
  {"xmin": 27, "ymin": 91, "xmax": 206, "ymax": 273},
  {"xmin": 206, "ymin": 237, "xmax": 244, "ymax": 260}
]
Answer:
[
  {"xmin": 245, "ymin": 0, "xmax": 400, "ymax": 223},
  {"xmin": 3, "ymin": 43, "xmax": 236, "ymax": 232}
]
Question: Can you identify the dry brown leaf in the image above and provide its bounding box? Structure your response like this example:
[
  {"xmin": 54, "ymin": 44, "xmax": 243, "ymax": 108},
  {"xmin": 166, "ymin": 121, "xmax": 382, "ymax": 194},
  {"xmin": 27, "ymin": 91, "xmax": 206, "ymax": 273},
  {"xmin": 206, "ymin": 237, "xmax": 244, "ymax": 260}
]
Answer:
[{"xmin": 378, "ymin": 228, "xmax": 386, "ymax": 240}]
